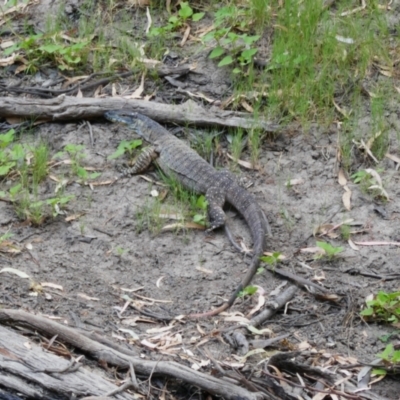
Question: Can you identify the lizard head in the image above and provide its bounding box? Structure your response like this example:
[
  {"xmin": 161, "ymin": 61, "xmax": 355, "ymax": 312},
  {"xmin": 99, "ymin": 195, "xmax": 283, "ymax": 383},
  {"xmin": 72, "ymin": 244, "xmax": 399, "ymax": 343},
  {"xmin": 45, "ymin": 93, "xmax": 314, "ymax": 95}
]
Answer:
[{"xmin": 104, "ymin": 110, "xmax": 164, "ymax": 142}]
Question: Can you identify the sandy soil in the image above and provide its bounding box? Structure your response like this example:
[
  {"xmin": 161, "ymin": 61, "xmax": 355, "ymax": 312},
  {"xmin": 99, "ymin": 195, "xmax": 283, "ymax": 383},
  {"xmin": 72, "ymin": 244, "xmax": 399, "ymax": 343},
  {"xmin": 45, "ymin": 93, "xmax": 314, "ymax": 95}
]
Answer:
[{"xmin": 1, "ymin": 1, "xmax": 400, "ymax": 399}]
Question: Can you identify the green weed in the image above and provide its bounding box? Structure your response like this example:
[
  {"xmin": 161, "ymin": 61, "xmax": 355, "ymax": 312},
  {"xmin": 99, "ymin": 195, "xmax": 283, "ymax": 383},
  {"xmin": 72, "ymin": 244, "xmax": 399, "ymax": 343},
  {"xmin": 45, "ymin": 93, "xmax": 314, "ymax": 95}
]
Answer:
[
  {"xmin": 373, "ymin": 343, "xmax": 400, "ymax": 377},
  {"xmin": 192, "ymin": 195, "xmax": 208, "ymax": 226},
  {"xmin": 108, "ymin": 139, "xmax": 143, "ymax": 160},
  {"xmin": 55, "ymin": 144, "xmax": 100, "ymax": 181},
  {"xmin": 351, "ymin": 169, "xmax": 388, "ymax": 200},
  {"xmin": 361, "ymin": 291, "xmax": 400, "ymax": 324},
  {"xmin": 315, "ymin": 241, "xmax": 344, "ymax": 260},
  {"xmin": 202, "ymin": 5, "xmax": 260, "ymax": 73},
  {"xmin": 230, "ymin": 129, "xmax": 244, "ymax": 163},
  {"xmin": 3, "ymin": 33, "xmax": 91, "ymax": 72},
  {"xmin": 238, "ymin": 285, "xmax": 257, "ymax": 298},
  {"xmin": 148, "ymin": 1, "xmax": 204, "ymax": 37},
  {"xmin": 340, "ymin": 224, "xmax": 351, "ymax": 241}
]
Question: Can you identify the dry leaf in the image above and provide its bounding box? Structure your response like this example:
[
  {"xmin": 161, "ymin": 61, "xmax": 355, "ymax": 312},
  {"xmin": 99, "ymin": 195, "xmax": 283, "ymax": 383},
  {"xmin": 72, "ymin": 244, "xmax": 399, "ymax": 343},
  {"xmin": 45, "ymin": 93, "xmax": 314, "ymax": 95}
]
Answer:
[
  {"xmin": 180, "ymin": 24, "xmax": 191, "ymax": 47},
  {"xmin": 77, "ymin": 293, "xmax": 100, "ymax": 301},
  {"xmin": 335, "ymin": 35, "xmax": 354, "ymax": 44},
  {"xmin": 195, "ymin": 266, "xmax": 213, "ymax": 274},
  {"xmin": 128, "ymin": 0, "xmax": 150, "ymax": 5},
  {"xmin": 121, "ymin": 286, "xmax": 144, "ymax": 292},
  {"xmin": 179, "ymin": 90, "xmax": 215, "ymax": 104},
  {"xmin": 300, "ymin": 247, "xmax": 326, "ymax": 256},
  {"xmin": 161, "ymin": 222, "xmax": 205, "ymax": 231},
  {"xmin": 354, "ymin": 241, "xmax": 400, "ymax": 246},
  {"xmin": 348, "ymin": 239, "xmax": 359, "ymax": 250},
  {"xmin": 338, "ymin": 169, "xmax": 347, "ymax": 186},
  {"xmin": 156, "ymin": 276, "xmax": 164, "ymax": 288},
  {"xmin": 240, "ymin": 99, "xmax": 254, "ymax": 112},
  {"xmin": 41, "ymin": 282, "xmax": 63, "ymax": 290},
  {"xmin": 247, "ymin": 290, "xmax": 266, "ymax": 316},
  {"xmin": 285, "ymin": 178, "xmax": 304, "ymax": 186},
  {"xmin": 342, "ymin": 190, "xmax": 351, "ymax": 211},
  {"xmin": 333, "ymin": 99, "xmax": 350, "ymax": 117},
  {"xmin": 366, "ymin": 131, "xmax": 382, "ymax": 150},
  {"xmin": 340, "ymin": 0, "xmax": 366, "ymax": 16},
  {"xmin": 385, "ymin": 153, "xmax": 400, "ymax": 167},
  {"xmin": 124, "ymin": 72, "xmax": 146, "ymax": 99},
  {"xmin": 226, "ymin": 153, "xmax": 258, "ymax": 170},
  {"xmin": 0, "ymin": 53, "xmax": 17, "ymax": 66},
  {"xmin": 146, "ymin": 325, "xmax": 174, "ymax": 334},
  {"xmin": 0, "ymin": 267, "xmax": 30, "ymax": 279},
  {"xmin": 65, "ymin": 212, "xmax": 86, "ymax": 222}
]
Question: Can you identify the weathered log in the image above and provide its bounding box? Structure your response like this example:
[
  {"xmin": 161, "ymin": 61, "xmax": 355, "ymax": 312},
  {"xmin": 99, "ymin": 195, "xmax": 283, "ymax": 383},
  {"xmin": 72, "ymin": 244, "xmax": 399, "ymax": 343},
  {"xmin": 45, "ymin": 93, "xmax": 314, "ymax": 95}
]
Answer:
[
  {"xmin": 0, "ymin": 309, "xmax": 264, "ymax": 400},
  {"xmin": 0, "ymin": 325, "xmax": 132, "ymax": 399},
  {"xmin": 0, "ymin": 95, "xmax": 280, "ymax": 132}
]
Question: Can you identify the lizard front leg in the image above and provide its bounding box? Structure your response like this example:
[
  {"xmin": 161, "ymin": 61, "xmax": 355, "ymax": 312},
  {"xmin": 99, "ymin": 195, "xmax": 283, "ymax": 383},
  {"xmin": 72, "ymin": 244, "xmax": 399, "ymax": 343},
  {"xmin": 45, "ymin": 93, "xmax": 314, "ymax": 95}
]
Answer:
[{"xmin": 117, "ymin": 146, "xmax": 158, "ymax": 176}]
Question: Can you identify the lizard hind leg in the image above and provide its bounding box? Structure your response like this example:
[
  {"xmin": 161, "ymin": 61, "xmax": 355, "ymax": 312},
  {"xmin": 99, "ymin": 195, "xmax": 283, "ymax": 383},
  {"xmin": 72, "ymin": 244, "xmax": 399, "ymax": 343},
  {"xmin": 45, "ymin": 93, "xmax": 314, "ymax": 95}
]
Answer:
[
  {"xmin": 116, "ymin": 146, "xmax": 158, "ymax": 176},
  {"xmin": 205, "ymin": 186, "xmax": 227, "ymax": 234}
]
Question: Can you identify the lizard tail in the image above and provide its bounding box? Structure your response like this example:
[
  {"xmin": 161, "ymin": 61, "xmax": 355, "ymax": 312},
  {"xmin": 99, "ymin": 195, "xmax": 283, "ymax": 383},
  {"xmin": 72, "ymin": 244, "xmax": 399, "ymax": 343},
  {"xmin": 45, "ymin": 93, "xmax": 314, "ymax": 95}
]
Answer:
[{"xmin": 186, "ymin": 185, "xmax": 267, "ymax": 319}]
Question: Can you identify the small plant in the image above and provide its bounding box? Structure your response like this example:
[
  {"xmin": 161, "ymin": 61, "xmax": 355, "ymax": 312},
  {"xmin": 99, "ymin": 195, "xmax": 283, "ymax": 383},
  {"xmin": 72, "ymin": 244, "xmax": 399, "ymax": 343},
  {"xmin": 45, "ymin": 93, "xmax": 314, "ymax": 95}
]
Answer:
[
  {"xmin": 340, "ymin": 224, "xmax": 351, "ymax": 241},
  {"xmin": 0, "ymin": 231, "xmax": 13, "ymax": 245},
  {"xmin": 230, "ymin": 129, "xmax": 244, "ymax": 163},
  {"xmin": 192, "ymin": 195, "xmax": 208, "ymax": 226},
  {"xmin": 0, "ymin": 129, "xmax": 19, "ymax": 176},
  {"xmin": 115, "ymin": 246, "xmax": 127, "ymax": 257},
  {"xmin": 55, "ymin": 144, "xmax": 100, "ymax": 181},
  {"xmin": 260, "ymin": 252, "xmax": 282, "ymax": 271},
  {"xmin": 203, "ymin": 6, "xmax": 260, "ymax": 72},
  {"xmin": 148, "ymin": 2, "xmax": 204, "ymax": 37},
  {"xmin": 238, "ymin": 285, "xmax": 258, "ymax": 298},
  {"xmin": 315, "ymin": 241, "xmax": 344, "ymax": 260},
  {"xmin": 3, "ymin": 33, "xmax": 91, "ymax": 72},
  {"xmin": 361, "ymin": 291, "xmax": 400, "ymax": 324},
  {"xmin": 351, "ymin": 168, "xmax": 389, "ymax": 200},
  {"xmin": 373, "ymin": 344, "xmax": 400, "ymax": 377},
  {"xmin": 32, "ymin": 143, "xmax": 49, "ymax": 184},
  {"xmin": 352, "ymin": 169, "xmax": 372, "ymax": 186},
  {"xmin": 108, "ymin": 139, "xmax": 142, "ymax": 160}
]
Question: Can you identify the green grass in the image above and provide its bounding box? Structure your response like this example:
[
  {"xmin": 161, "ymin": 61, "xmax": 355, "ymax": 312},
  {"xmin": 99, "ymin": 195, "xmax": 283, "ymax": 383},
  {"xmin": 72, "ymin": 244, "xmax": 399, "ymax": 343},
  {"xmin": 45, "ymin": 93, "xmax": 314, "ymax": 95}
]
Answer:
[
  {"xmin": 0, "ymin": 129, "xmax": 105, "ymax": 225},
  {"xmin": 1, "ymin": 0, "xmax": 397, "ymax": 170}
]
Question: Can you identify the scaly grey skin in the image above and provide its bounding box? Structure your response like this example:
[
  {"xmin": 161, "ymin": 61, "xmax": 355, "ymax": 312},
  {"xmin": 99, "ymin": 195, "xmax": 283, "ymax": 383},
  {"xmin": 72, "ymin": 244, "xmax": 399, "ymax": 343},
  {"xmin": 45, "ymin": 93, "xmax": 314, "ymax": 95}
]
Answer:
[{"xmin": 104, "ymin": 110, "xmax": 268, "ymax": 318}]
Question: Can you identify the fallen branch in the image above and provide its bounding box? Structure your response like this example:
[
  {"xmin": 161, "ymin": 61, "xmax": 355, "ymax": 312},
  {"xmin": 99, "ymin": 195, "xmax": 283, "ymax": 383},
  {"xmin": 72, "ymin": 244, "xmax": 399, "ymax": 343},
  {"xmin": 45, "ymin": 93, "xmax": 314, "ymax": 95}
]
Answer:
[
  {"xmin": 0, "ymin": 309, "xmax": 264, "ymax": 400},
  {"xmin": 0, "ymin": 96, "xmax": 280, "ymax": 132}
]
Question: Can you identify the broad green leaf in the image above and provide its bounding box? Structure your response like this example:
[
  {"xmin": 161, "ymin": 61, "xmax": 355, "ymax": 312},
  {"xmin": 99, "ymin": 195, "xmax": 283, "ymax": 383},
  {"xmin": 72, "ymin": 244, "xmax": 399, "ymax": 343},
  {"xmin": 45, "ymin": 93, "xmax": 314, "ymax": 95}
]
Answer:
[
  {"xmin": 39, "ymin": 44, "xmax": 63, "ymax": 53},
  {"xmin": 89, "ymin": 172, "xmax": 101, "ymax": 179},
  {"xmin": 218, "ymin": 55, "xmax": 233, "ymax": 67},
  {"xmin": 360, "ymin": 307, "xmax": 374, "ymax": 316},
  {"xmin": 241, "ymin": 48, "xmax": 258, "ymax": 60},
  {"xmin": 242, "ymin": 35, "xmax": 260, "ymax": 45},
  {"xmin": 0, "ymin": 129, "xmax": 15, "ymax": 147},
  {"xmin": 179, "ymin": 2, "xmax": 193, "ymax": 19},
  {"xmin": 192, "ymin": 12, "xmax": 205, "ymax": 21},
  {"xmin": 0, "ymin": 163, "xmax": 14, "ymax": 176},
  {"xmin": 193, "ymin": 214, "xmax": 205, "ymax": 223},
  {"xmin": 372, "ymin": 368, "xmax": 387, "ymax": 376},
  {"xmin": 377, "ymin": 343, "xmax": 393, "ymax": 361},
  {"xmin": 9, "ymin": 183, "xmax": 21, "ymax": 196},
  {"xmin": 196, "ymin": 195, "xmax": 208, "ymax": 209},
  {"xmin": 108, "ymin": 148, "xmax": 126, "ymax": 160},
  {"xmin": 76, "ymin": 166, "xmax": 88, "ymax": 178},
  {"xmin": 209, "ymin": 47, "xmax": 225, "ymax": 59},
  {"xmin": 239, "ymin": 285, "xmax": 257, "ymax": 297}
]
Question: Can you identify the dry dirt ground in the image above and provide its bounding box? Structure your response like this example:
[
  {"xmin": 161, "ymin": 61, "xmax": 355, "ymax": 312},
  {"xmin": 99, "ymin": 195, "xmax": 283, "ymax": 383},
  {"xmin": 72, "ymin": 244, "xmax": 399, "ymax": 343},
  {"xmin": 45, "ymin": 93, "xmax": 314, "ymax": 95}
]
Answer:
[{"xmin": 1, "ymin": 1, "xmax": 400, "ymax": 399}]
